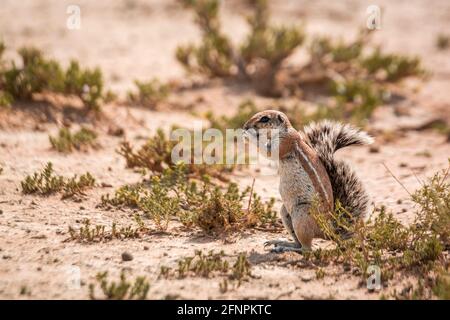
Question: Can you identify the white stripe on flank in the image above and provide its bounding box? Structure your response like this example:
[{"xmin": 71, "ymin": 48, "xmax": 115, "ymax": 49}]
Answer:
[{"xmin": 295, "ymin": 145, "xmax": 330, "ymax": 204}]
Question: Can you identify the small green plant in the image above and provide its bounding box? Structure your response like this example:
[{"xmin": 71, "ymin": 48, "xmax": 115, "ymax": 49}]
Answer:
[
  {"xmin": 177, "ymin": 0, "xmax": 304, "ymax": 96},
  {"xmin": 433, "ymin": 269, "xmax": 450, "ymax": 299},
  {"xmin": 240, "ymin": 0, "xmax": 304, "ymax": 95},
  {"xmin": 160, "ymin": 250, "xmax": 252, "ymax": 285},
  {"xmin": 315, "ymin": 268, "xmax": 326, "ymax": 279},
  {"xmin": 127, "ymin": 78, "xmax": 170, "ymax": 109},
  {"xmin": 362, "ymin": 48, "xmax": 424, "ymax": 82},
  {"xmin": 49, "ymin": 127, "xmax": 98, "ymax": 153},
  {"xmin": 67, "ymin": 217, "xmax": 146, "ymax": 243},
  {"xmin": 3, "ymin": 47, "xmax": 65, "ymax": 100},
  {"xmin": 193, "ymin": 182, "xmax": 276, "ymax": 234},
  {"xmin": 62, "ymin": 172, "xmax": 96, "ymax": 199},
  {"xmin": 63, "ymin": 60, "xmax": 105, "ymax": 111},
  {"xmin": 118, "ymin": 127, "xmax": 234, "ymax": 181},
  {"xmin": 176, "ymin": 250, "xmax": 230, "ymax": 278},
  {"xmin": 309, "ymin": 33, "xmax": 366, "ymax": 64},
  {"xmin": 230, "ymin": 252, "xmax": 252, "ymax": 285},
  {"xmin": 21, "ymin": 162, "xmax": 65, "ymax": 195},
  {"xmin": 176, "ymin": 0, "xmax": 235, "ymax": 78},
  {"xmin": 330, "ymin": 79, "xmax": 385, "ymax": 124},
  {"xmin": 89, "ymin": 271, "xmax": 150, "ymax": 300},
  {"xmin": 21, "ymin": 162, "xmax": 96, "ymax": 199},
  {"xmin": 101, "ymin": 163, "xmax": 277, "ymax": 233},
  {"xmin": 0, "ymin": 42, "xmax": 14, "ymax": 107},
  {"xmin": 118, "ymin": 128, "xmax": 174, "ymax": 173},
  {"xmin": 138, "ymin": 176, "xmax": 180, "ymax": 231},
  {"xmin": 101, "ymin": 184, "xmax": 145, "ymax": 208},
  {"xmin": 0, "ymin": 43, "xmax": 109, "ymax": 111},
  {"xmin": 205, "ymin": 99, "xmax": 259, "ymax": 132}
]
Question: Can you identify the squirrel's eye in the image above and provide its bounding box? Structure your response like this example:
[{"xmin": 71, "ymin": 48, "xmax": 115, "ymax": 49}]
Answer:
[{"xmin": 259, "ymin": 116, "xmax": 270, "ymax": 123}]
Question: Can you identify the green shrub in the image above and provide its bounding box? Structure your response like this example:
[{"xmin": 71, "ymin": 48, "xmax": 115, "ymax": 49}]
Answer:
[
  {"xmin": 309, "ymin": 35, "xmax": 365, "ymax": 63},
  {"xmin": 176, "ymin": 0, "xmax": 235, "ymax": 77},
  {"xmin": 177, "ymin": 0, "xmax": 304, "ymax": 95},
  {"xmin": 21, "ymin": 162, "xmax": 65, "ymax": 195},
  {"xmin": 433, "ymin": 270, "xmax": 450, "ymax": 299},
  {"xmin": 68, "ymin": 217, "xmax": 146, "ymax": 243},
  {"xmin": 21, "ymin": 162, "xmax": 95, "ymax": 199},
  {"xmin": 64, "ymin": 60, "xmax": 105, "ymax": 111},
  {"xmin": 205, "ymin": 99, "xmax": 259, "ymax": 132},
  {"xmin": 118, "ymin": 127, "xmax": 234, "ymax": 181},
  {"xmin": 49, "ymin": 127, "xmax": 98, "ymax": 153},
  {"xmin": 4, "ymin": 47, "xmax": 65, "ymax": 100},
  {"xmin": 127, "ymin": 78, "xmax": 170, "ymax": 108},
  {"xmin": 330, "ymin": 79, "xmax": 384, "ymax": 123},
  {"xmin": 159, "ymin": 250, "xmax": 251, "ymax": 285},
  {"xmin": 101, "ymin": 163, "xmax": 277, "ymax": 233},
  {"xmin": 89, "ymin": 271, "xmax": 150, "ymax": 300},
  {"xmin": 62, "ymin": 172, "xmax": 96, "ymax": 199},
  {"xmin": 362, "ymin": 49, "xmax": 424, "ymax": 82},
  {"xmin": 0, "ymin": 43, "xmax": 109, "ymax": 111},
  {"xmin": 0, "ymin": 43, "xmax": 13, "ymax": 107}
]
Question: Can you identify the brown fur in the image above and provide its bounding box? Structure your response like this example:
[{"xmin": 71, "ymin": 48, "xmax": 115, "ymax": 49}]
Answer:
[{"xmin": 243, "ymin": 111, "xmax": 373, "ymax": 250}]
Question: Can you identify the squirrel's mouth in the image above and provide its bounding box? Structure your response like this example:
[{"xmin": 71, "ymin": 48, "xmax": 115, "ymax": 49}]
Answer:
[{"xmin": 242, "ymin": 128, "xmax": 260, "ymax": 142}]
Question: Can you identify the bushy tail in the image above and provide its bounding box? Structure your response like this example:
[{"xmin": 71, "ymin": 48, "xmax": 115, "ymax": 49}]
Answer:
[
  {"xmin": 303, "ymin": 120, "xmax": 374, "ymax": 157},
  {"xmin": 303, "ymin": 120, "xmax": 373, "ymax": 220}
]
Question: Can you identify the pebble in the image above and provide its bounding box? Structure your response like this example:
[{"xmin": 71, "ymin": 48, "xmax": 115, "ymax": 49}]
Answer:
[{"xmin": 121, "ymin": 251, "xmax": 133, "ymax": 261}]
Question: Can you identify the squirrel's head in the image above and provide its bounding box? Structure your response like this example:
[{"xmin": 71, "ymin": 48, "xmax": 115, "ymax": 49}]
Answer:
[
  {"xmin": 243, "ymin": 110, "xmax": 299, "ymax": 160},
  {"xmin": 243, "ymin": 110, "xmax": 292, "ymax": 135}
]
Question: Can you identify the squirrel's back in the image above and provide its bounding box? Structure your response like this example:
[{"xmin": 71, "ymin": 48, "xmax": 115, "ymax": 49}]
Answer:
[{"xmin": 302, "ymin": 120, "xmax": 373, "ymax": 221}]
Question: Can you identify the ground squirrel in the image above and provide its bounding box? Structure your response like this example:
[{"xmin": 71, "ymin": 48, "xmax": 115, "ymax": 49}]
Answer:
[{"xmin": 243, "ymin": 110, "xmax": 373, "ymax": 252}]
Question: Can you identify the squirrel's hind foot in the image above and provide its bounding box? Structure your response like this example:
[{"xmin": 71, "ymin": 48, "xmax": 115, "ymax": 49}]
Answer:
[{"xmin": 264, "ymin": 239, "xmax": 305, "ymax": 254}]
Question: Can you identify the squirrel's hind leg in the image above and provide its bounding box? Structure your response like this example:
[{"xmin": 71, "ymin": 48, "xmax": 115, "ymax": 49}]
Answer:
[
  {"xmin": 290, "ymin": 203, "xmax": 322, "ymax": 251},
  {"xmin": 264, "ymin": 205, "xmax": 302, "ymax": 253}
]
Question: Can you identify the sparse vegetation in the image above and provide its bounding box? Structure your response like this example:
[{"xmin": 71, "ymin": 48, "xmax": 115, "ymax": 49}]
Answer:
[
  {"xmin": 0, "ymin": 42, "xmax": 110, "ymax": 111},
  {"xmin": 127, "ymin": 78, "xmax": 170, "ymax": 109},
  {"xmin": 433, "ymin": 269, "xmax": 450, "ymax": 299},
  {"xmin": 1, "ymin": 1, "xmax": 447, "ymax": 301},
  {"xmin": 175, "ymin": 250, "xmax": 230, "ymax": 278},
  {"xmin": 21, "ymin": 162, "xmax": 95, "ymax": 199},
  {"xmin": 308, "ymin": 160, "xmax": 450, "ymax": 298},
  {"xmin": 361, "ymin": 49, "xmax": 423, "ymax": 82},
  {"xmin": 177, "ymin": 0, "xmax": 304, "ymax": 96},
  {"xmin": 176, "ymin": 0, "xmax": 235, "ymax": 78},
  {"xmin": 159, "ymin": 250, "xmax": 252, "ymax": 286},
  {"xmin": 101, "ymin": 163, "xmax": 277, "ymax": 233},
  {"xmin": 118, "ymin": 127, "xmax": 234, "ymax": 181},
  {"xmin": 176, "ymin": 2, "xmax": 424, "ymax": 127},
  {"xmin": 205, "ymin": 99, "xmax": 259, "ymax": 131},
  {"xmin": 177, "ymin": 1, "xmax": 423, "ymax": 106},
  {"xmin": 89, "ymin": 271, "xmax": 150, "ymax": 300},
  {"xmin": 49, "ymin": 127, "xmax": 98, "ymax": 153},
  {"xmin": 62, "ymin": 172, "xmax": 96, "ymax": 199},
  {"xmin": 67, "ymin": 217, "xmax": 147, "ymax": 243}
]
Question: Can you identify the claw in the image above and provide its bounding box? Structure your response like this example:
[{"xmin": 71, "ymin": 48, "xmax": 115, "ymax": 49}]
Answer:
[
  {"xmin": 264, "ymin": 238, "xmax": 289, "ymax": 248},
  {"xmin": 264, "ymin": 240, "xmax": 279, "ymax": 248},
  {"xmin": 264, "ymin": 239, "xmax": 303, "ymax": 253},
  {"xmin": 270, "ymin": 245, "xmax": 304, "ymax": 254}
]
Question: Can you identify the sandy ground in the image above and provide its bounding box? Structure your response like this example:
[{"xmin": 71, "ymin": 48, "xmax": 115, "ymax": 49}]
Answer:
[{"xmin": 0, "ymin": 0, "xmax": 449, "ymax": 299}]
